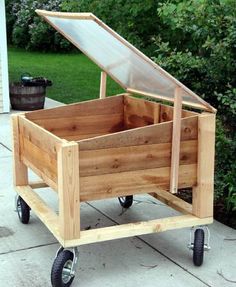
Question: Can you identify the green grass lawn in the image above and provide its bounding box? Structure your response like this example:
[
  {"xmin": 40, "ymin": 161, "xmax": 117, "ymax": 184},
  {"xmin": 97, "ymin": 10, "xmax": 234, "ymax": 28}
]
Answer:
[{"xmin": 8, "ymin": 47, "xmax": 123, "ymax": 104}]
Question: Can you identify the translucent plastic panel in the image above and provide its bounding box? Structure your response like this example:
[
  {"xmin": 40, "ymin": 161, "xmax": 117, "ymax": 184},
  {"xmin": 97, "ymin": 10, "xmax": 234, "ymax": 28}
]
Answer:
[{"xmin": 47, "ymin": 16, "xmax": 198, "ymax": 101}]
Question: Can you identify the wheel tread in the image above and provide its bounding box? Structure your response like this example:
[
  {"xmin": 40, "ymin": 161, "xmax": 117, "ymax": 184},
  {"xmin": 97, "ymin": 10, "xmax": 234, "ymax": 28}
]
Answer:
[
  {"xmin": 193, "ymin": 229, "xmax": 205, "ymax": 266},
  {"xmin": 118, "ymin": 195, "xmax": 133, "ymax": 208},
  {"xmin": 51, "ymin": 250, "xmax": 74, "ymax": 287}
]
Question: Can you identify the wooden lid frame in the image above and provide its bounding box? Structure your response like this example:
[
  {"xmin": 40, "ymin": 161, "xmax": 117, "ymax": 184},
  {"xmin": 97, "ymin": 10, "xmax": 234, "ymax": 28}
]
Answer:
[{"xmin": 36, "ymin": 10, "xmax": 216, "ymax": 113}]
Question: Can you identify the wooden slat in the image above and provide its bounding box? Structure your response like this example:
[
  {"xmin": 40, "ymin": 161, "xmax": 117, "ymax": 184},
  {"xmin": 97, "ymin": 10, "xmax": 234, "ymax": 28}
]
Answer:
[
  {"xmin": 18, "ymin": 116, "xmax": 62, "ymax": 158},
  {"xmin": 26, "ymin": 94, "xmax": 125, "ymax": 121},
  {"xmin": 21, "ymin": 136, "xmax": 57, "ymax": 185},
  {"xmin": 80, "ymin": 140, "xmax": 197, "ymax": 177},
  {"xmin": 79, "ymin": 116, "xmax": 198, "ymax": 151},
  {"xmin": 127, "ymin": 88, "xmax": 216, "ymax": 113},
  {"xmin": 12, "ymin": 115, "xmax": 28, "ymax": 186},
  {"xmin": 58, "ymin": 143, "xmax": 80, "ymax": 240},
  {"xmin": 149, "ymin": 188, "xmax": 192, "ymax": 214},
  {"xmin": 99, "ymin": 71, "xmax": 107, "ymax": 99},
  {"xmin": 36, "ymin": 10, "xmax": 94, "ymax": 20},
  {"xmin": 124, "ymin": 95, "xmax": 160, "ymax": 129},
  {"xmin": 34, "ymin": 113, "xmax": 124, "ymax": 138},
  {"xmin": 80, "ymin": 164, "xmax": 197, "ymax": 202},
  {"xmin": 22, "ymin": 157, "xmax": 57, "ymax": 191},
  {"xmin": 64, "ymin": 214, "xmax": 213, "ymax": 247},
  {"xmin": 170, "ymin": 88, "xmax": 183, "ymax": 193},
  {"xmin": 61, "ymin": 132, "xmax": 108, "ymax": 141},
  {"xmin": 16, "ymin": 185, "xmax": 61, "ymax": 243},
  {"xmin": 159, "ymin": 104, "xmax": 197, "ymax": 123},
  {"xmin": 29, "ymin": 181, "xmax": 49, "ymax": 189},
  {"xmin": 192, "ymin": 113, "xmax": 216, "ymax": 218}
]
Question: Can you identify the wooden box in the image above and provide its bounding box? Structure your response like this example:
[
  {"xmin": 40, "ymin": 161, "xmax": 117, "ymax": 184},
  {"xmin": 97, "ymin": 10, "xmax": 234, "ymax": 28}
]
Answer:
[{"xmin": 13, "ymin": 92, "xmax": 215, "ymax": 247}]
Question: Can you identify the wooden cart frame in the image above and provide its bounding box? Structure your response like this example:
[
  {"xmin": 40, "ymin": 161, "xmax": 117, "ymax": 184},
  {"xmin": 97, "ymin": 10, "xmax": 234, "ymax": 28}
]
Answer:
[
  {"xmin": 13, "ymin": 92, "xmax": 215, "ymax": 248},
  {"xmin": 12, "ymin": 10, "xmax": 216, "ymax": 286}
]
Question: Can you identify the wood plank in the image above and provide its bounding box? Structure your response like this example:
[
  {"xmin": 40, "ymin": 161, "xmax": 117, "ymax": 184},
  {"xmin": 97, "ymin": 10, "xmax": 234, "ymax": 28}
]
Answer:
[
  {"xmin": 29, "ymin": 181, "xmax": 48, "ymax": 189},
  {"xmin": 80, "ymin": 164, "xmax": 197, "ymax": 202},
  {"xmin": 99, "ymin": 71, "xmax": 107, "ymax": 99},
  {"xmin": 149, "ymin": 188, "xmax": 192, "ymax": 214},
  {"xmin": 64, "ymin": 214, "xmax": 213, "ymax": 247},
  {"xmin": 18, "ymin": 116, "xmax": 62, "ymax": 158},
  {"xmin": 15, "ymin": 185, "xmax": 61, "ymax": 244},
  {"xmin": 26, "ymin": 94, "xmax": 125, "ymax": 121},
  {"xmin": 170, "ymin": 88, "xmax": 183, "ymax": 193},
  {"xmin": 22, "ymin": 157, "xmax": 57, "ymax": 191},
  {"xmin": 127, "ymin": 88, "xmax": 216, "ymax": 113},
  {"xmin": 124, "ymin": 95, "xmax": 160, "ymax": 129},
  {"xmin": 61, "ymin": 132, "xmax": 109, "ymax": 141},
  {"xmin": 58, "ymin": 143, "xmax": 80, "ymax": 240},
  {"xmin": 159, "ymin": 104, "xmax": 197, "ymax": 123},
  {"xmin": 192, "ymin": 113, "xmax": 216, "ymax": 218},
  {"xmin": 80, "ymin": 140, "xmax": 197, "ymax": 177},
  {"xmin": 21, "ymin": 136, "xmax": 57, "ymax": 184},
  {"xmin": 36, "ymin": 10, "xmax": 94, "ymax": 20},
  {"xmin": 33, "ymin": 113, "xmax": 124, "ymax": 138},
  {"xmin": 79, "ymin": 116, "xmax": 198, "ymax": 151},
  {"xmin": 12, "ymin": 115, "xmax": 28, "ymax": 186}
]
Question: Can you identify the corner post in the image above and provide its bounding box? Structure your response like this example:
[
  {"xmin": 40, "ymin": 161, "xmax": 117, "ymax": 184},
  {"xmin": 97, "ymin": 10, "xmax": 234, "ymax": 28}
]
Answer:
[
  {"xmin": 99, "ymin": 71, "xmax": 107, "ymax": 99},
  {"xmin": 192, "ymin": 113, "xmax": 216, "ymax": 218},
  {"xmin": 12, "ymin": 114, "xmax": 28, "ymax": 186},
  {"xmin": 170, "ymin": 87, "xmax": 183, "ymax": 193},
  {"xmin": 57, "ymin": 142, "xmax": 80, "ymax": 241}
]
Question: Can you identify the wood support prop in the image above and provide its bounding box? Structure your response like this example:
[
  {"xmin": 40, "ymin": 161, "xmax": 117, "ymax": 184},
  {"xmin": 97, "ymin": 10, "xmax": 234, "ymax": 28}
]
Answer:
[
  {"xmin": 170, "ymin": 87, "xmax": 182, "ymax": 193},
  {"xmin": 57, "ymin": 142, "xmax": 80, "ymax": 241},
  {"xmin": 192, "ymin": 113, "xmax": 216, "ymax": 218},
  {"xmin": 99, "ymin": 71, "xmax": 107, "ymax": 99},
  {"xmin": 149, "ymin": 188, "xmax": 192, "ymax": 214},
  {"xmin": 12, "ymin": 115, "xmax": 28, "ymax": 186}
]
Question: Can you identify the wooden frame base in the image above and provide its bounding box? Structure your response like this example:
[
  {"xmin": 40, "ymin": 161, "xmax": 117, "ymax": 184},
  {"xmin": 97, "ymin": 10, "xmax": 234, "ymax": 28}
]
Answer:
[{"xmin": 16, "ymin": 184, "xmax": 213, "ymax": 248}]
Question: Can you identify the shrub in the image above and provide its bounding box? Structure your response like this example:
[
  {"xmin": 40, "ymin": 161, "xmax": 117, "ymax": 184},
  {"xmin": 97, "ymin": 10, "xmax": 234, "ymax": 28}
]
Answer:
[
  {"xmin": 9, "ymin": 0, "xmax": 72, "ymax": 51},
  {"xmin": 215, "ymin": 119, "xmax": 236, "ymax": 212},
  {"xmin": 154, "ymin": 0, "xmax": 236, "ymax": 212},
  {"xmin": 61, "ymin": 0, "xmax": 163, "ymax": 53}
]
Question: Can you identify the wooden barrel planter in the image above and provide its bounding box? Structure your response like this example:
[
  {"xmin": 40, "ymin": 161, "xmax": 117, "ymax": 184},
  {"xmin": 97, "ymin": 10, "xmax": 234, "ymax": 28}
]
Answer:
[{"xmin": 10, "ymin": 83, "xmax": 46, "ymax": 111}]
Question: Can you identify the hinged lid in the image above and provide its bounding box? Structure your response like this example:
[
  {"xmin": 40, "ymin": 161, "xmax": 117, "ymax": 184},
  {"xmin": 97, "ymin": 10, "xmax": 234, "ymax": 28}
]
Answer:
[{"xmin": 36, "ymin": 10, "xmax": 216, "ymax": 113}]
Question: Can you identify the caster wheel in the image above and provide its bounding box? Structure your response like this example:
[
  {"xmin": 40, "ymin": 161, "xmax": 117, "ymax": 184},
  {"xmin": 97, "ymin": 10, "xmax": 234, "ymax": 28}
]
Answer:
[
  {"xmin": 118, "ymin": 195, "xmax": 133, "ymax": 208},
  {"xmin": 16, "ymin": 196, "xmax": 30, "ymax": 224},
  {"xmin": 193, "ymin": 229, "xmax": 205, "ymax": 266},
  {"xmin": 51, "ymin": 250, "xmax": 75, "ymax": 287}
]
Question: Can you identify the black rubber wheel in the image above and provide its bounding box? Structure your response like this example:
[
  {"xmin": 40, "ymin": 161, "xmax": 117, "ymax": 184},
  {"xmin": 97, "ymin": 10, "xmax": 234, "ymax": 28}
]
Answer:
[
  {"xmin": 16, "ymin": 196, "xmax": 30, "ymax": 224},
  {"xmin": 51, "ymin": 250, "xmax": 75, "ymax": 287},
  {"xmin": 118, "ymin": 195, "xmax": 133, "ymax": 208},
  {"xmin": 193, "ymin": 229, "xmax": 205, "ymax": 266}
]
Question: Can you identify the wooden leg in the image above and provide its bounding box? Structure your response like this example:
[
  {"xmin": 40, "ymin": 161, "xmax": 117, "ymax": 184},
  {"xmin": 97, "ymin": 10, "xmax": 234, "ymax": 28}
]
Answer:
[
  {"xmin": 58, "ymin": 142, "xmax": 80, "ymax": 241},
  {"xmin": 12, "ymin": 115, "xmax": 28, "ymax": 186},
  {"xmin": 192, "ymin": 113, "xmax": 216, "ymax": 218}
]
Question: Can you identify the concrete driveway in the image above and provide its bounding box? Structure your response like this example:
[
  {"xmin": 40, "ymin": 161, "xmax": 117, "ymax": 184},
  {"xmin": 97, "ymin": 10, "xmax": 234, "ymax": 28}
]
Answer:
[{"xmin": 0, "ymin": 98, "xmax": 235, "ymax": 287}]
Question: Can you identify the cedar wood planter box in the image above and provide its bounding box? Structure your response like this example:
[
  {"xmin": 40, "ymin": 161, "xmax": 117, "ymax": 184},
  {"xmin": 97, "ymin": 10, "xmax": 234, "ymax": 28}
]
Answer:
[
  {"xmin": 13, "ymin": 94, "xmax": 215, "ymax": 246},
  {"xmin": 12, "ymin": 9, "xmax": 216, "ymax": 286}
]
